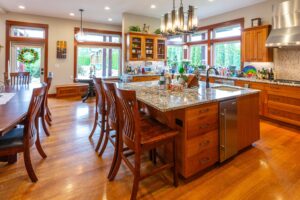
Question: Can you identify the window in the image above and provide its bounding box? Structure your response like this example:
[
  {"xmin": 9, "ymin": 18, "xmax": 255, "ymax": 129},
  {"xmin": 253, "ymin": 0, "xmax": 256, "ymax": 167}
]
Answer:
[
  {"xmin": 189, "ymin": 45, "xmax": 207, "ymax": 66},
  {"xmin": 168, "ymin": 36, "xmax": 183, "ymax": 42},
  {"xmin": 77, "ymin": 47, "xmax": 120, "ymax": 78},
  {"xmin": 214, "ymin": 41, "xmax": 241, "ymax": 69},
  {"xmin": 11, "ymin": 26, "xmax": 45, "ymax": 38},
  {"xmin": 79, "ymin": 32, "xmax": 121, "ymax": 43},
  {"xmin": 167, "ymin": 46, "xmax": 183, "ymax": 71},
  {"xmin": 212, "ymin": 24, "xmax": 241, "ymax": 39},
  {"xmin": 189, "ymin": 31, "xmax": 208, "ymax": 42}
]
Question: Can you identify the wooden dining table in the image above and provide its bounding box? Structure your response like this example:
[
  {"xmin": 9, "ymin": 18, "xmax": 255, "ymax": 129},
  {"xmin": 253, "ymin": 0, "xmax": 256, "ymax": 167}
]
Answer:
[{"xmin": 0, "ymin": 83, "xmax": 42, "ymax": 163}]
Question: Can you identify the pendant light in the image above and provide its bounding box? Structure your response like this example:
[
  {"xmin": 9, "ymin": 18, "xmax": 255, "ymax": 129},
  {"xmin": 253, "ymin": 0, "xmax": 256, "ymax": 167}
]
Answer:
[{"xmin": 75, "ymin": 9, "xmax": 85, "ymax": 42}]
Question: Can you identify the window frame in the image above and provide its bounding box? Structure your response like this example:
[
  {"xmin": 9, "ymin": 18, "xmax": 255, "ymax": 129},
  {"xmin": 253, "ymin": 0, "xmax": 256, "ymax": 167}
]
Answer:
[
  {"xmin": 187, "ymin": 18, "xmax": 244, "ymax": 67},
  {"xmin": 74, "ymin": 27, "xmax": 122, "ymax": 81}
]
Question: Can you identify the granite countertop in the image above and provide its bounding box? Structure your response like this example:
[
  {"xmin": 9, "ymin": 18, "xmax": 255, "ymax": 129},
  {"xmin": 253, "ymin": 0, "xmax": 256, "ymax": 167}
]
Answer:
[
  {"xmin": 116, "ymin": 81, "xmax": 259, "ymax": 112},
  {"xmin": 200, "ymin": 74, "xmax": 300, "ymax": 87},
  {"xmin": 123, "ymin": 74, "xmax": 160, "ymax": 77}
]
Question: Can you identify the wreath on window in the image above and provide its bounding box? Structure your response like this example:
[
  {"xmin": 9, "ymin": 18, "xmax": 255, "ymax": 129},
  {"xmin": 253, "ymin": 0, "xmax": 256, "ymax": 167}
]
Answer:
[{"xmin": 17, "ymin": 48, "xmax": 39, "ymax": 64}]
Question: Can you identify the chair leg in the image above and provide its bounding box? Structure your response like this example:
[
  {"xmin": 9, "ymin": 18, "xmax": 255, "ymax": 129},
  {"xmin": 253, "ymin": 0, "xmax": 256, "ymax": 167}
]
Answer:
[
  {"xmin": 41, "ymin": 115, "xmax": 50, "ymax": 137},
  {"xmin": 131, "ymin": 153, "xmax": 141, "ymax": 200},
  {"xmin": 23, "ymin": 148, "xmax": 38, "ymax": 182},
  {"xmin": 89, "ymin": 112, "xmax": 98, "ymax": 138},
  {"xmin": 35, "ymin": 130, "xmax": 47, "ymax": 159},
  {"xmin": 172, "ymin": 138, "xmax": 178, "ymax": 187},
  {"xmin": 46, "ymin": 111, "xmax": 52, "ymax": 122},
  {"xmin": 153, "ymin": 148, "xmax": 157, "ymax": 165},
  {"xmin": 98, "ymin": 121, "xmax": 109, "ymax": 156},
  {"xmin": 95, "ymin": 116, "xmax": 106, "ymax": 152}
]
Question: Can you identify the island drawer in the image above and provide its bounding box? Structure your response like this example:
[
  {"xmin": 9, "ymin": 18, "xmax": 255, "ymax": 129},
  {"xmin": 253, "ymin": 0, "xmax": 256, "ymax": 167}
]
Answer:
[
  {"xmin": 185, "ymin": 146, "xmax": 219, "ymax": 177},
  {"xmin": 186, "ymin": 103, "xmax": 218, "ymax": 120},
  {"xmin": 186, "ymin": 130, "xmax": 218, "ymax": 158},
  {"xmin": 186, "ymin": 114, "xmax": 218, "ymax": 139}
]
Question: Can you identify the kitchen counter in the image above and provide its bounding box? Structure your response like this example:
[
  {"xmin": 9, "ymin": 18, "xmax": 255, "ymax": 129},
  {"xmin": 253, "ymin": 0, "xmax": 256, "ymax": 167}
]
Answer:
[
  {"xmin": 116, "ymin": 81, "xmax": 259, "ymax": 112},
  {"xmin": 200, "ymin": 74, "xmax": 300, "ymax": 87},
  {"xmin": 116, "ymin": 80, "xmax": 260, "ymax": 178}
]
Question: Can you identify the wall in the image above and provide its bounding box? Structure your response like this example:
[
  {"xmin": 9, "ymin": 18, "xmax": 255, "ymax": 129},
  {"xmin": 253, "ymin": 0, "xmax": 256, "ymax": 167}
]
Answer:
[
  {"xmin": 121, "ymin": 13, "xmax": 161, "ymax": 71},
  {"xmin": 0, "ymin": 12, "xmax": 121, "ymax": 93},
  {"xmin": 200, "ymin": 0, "xmax": 283, "ymax": 28}
]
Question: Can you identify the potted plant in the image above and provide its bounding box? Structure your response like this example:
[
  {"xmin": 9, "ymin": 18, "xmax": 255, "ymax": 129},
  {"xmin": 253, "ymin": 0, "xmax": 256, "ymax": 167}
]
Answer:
[
  {"xmin": 177, "ymin": 67, "xmax": 188, "ymax": 85},
  {"xmin": 129, "ymin": 26, "xmax": 141, "ymax": 32}
]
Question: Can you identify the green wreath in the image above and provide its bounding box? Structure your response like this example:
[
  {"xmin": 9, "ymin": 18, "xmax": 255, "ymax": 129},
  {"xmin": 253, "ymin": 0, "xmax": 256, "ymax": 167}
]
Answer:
[{"xmin": 17, "ymin": 48, "xmax": 39, "ymax": 64}]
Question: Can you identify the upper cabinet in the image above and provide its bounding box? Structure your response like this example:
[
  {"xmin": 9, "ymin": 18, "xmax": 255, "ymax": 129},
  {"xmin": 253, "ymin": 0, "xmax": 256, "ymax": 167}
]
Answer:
[
  {"xmin": 126, "ymin": 33, "xmax": 167, "ymax": 61},
  {"xmin": 242, "ymin": 25, "xmax": 273, "ymax": 62}
]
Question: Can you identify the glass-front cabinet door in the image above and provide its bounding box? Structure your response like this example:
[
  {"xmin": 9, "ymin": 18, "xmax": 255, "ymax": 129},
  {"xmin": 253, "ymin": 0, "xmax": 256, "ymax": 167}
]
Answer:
[
  {"xmin": 129, "ymin": 35, "xmax": 143, "ymax": 60},
  {"xmin": 156, "ymin": 38, "xmax": 166, "ymax": 60},
  {"xmin": 144, "ymin": 37, "xmax": 154, "ymax": 60}
]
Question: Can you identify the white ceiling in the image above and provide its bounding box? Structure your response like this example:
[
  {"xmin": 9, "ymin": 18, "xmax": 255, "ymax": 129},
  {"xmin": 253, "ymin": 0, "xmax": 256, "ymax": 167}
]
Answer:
[{"xmin": 0, "ymin": 0, "xmax": 266, "ymax": 25}]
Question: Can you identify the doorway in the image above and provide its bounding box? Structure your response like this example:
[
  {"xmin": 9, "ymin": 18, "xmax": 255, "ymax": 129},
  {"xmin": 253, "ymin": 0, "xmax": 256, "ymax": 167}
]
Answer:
[{"xmin": 10, "ymin": 43, "xmax": 45, "ymax": 83}]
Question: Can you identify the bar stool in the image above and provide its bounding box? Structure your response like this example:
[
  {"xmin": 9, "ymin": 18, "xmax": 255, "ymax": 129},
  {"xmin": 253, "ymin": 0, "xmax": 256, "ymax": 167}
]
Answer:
[
  {"xmin": 112, "ymin": 87, "xmax": 179, "ymax": 200},
  {"xmin": 89, "ymin": 77, "xmax": 107, "ymax": 152}
]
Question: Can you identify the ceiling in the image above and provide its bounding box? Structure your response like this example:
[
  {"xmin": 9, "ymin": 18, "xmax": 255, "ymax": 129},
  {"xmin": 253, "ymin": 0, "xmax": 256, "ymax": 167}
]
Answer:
[{"xmin": 0, "ymin": 0, "xmax": 266, "ymax": 25}]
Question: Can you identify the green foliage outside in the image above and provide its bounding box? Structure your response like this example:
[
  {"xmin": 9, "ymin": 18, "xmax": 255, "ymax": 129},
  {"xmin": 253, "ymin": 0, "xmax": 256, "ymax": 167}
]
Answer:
[
  {"xmin": 190, "ymin": 46, "xmax": 203, "ymax": 67},
  {"xmin": 167, "ymin": 46, "xmax": 183, "ymax": 71},
  {"xmin": 214, "ymin": 42, "xmax": 241, "ymax": 69}
]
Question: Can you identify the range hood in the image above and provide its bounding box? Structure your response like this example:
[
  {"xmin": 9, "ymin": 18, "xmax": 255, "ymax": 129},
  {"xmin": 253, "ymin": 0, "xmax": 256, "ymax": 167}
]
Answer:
[{"xmin": 266, "ymin": 0, "xmax": 300, "ymax": 47}]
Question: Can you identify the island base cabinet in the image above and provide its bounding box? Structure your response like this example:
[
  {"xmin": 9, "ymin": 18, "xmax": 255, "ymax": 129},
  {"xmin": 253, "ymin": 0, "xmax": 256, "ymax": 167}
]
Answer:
[{"xmin": 237, "ymin": 93, "xmax": 260, "ymax": 150}]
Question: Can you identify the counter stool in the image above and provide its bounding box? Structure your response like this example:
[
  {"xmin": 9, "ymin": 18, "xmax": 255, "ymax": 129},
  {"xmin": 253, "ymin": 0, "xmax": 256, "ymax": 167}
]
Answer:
[{"xmin": 112, "ymin": 87, "xmax": 179, "ymax": 200}]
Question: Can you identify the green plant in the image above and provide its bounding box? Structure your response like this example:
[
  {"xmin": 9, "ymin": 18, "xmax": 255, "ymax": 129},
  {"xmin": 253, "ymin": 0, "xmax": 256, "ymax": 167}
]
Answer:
[
  {"xmin": 177, "ymin": 67, "xmax": 188, "ymax": 82},
  {"xmin": 129, "ymin": 26, "xmax": 141, "ymax": 32},
  {"xmin": 154, "ymin": 28, "xmax": 162, "ymax": 34}
]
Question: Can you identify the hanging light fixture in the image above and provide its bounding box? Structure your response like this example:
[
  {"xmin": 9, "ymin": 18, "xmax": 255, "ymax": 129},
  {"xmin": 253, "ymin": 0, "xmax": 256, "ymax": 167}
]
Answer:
[
  {"xmin": 75, "ymin": 9, "xmax": 85, "ymax": 42},
  {"xmin": 161, "ymin": 0, "xmax": 198, "ymax": 36}
]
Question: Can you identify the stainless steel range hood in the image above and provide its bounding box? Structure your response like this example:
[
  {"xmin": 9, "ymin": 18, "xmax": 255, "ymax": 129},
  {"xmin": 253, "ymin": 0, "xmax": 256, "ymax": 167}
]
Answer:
[{"xmin": 266, "ymin": 0, "xmax": 300, "ymax": 47}]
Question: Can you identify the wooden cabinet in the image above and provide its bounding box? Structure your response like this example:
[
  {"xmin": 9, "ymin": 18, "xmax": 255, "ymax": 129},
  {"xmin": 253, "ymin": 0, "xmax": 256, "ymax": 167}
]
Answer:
[
  {"xmin": 126, "ymin": 33, "xmax": 166, "ymax": 61},
  {"xmin": 131, "ymin": 75, "xmax": 160, "ymax": 82},
  {"xmin": 242, "ymin": 25, "xmax": 273, "ymax": 62}
]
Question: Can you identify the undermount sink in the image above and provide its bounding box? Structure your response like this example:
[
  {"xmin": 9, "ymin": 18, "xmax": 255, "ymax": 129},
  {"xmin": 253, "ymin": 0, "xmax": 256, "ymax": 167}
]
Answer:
[{"xmin": 211, "ymin": 86, "xmax": 244, "ymax": 92}]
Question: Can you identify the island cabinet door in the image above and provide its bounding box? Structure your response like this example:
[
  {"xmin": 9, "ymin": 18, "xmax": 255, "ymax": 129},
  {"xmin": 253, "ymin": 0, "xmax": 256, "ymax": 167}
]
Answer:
[
  {"xmin": 237, "ymin": 93, "xmax": 260, "ymax": 151},
  {"xmin": 182, "ymin": 103, "xmax": 219, "ymax": 178}
]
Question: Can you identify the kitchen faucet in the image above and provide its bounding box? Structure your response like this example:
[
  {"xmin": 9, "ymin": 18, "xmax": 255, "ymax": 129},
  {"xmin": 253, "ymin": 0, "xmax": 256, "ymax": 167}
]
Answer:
[{"xmin": 206, "ymin": 67, "xmax": 219, "ymax": 88}]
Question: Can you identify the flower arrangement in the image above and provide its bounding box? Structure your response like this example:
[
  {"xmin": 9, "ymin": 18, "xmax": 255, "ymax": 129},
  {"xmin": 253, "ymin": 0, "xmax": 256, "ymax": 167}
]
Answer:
[
  {"xmin": 177, "ymin": 67, "xmax": 188, "ymax": 85},
  {"xmin": 17, "ymin": 48, "xmax": 39, "ymax": 65}
]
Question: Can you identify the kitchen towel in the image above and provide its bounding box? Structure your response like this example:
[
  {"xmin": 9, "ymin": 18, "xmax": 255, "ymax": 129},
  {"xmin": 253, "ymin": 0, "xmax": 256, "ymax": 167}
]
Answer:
[{"xmin": 0, "ymin": 93, "xmax": 16, "ymax": 105}]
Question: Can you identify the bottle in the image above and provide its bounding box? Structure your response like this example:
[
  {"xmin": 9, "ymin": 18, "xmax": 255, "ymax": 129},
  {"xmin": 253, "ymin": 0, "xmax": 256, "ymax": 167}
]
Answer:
[{"xmin": 269, "ymin": 68, "xmax": 274, "ymax": 80}]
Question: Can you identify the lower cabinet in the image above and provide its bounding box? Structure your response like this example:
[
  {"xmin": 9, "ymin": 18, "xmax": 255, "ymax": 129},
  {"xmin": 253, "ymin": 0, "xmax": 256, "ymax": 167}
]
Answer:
[{"xmin": 132, "ymin": 75, "xmax": 160, "ymax": 82}]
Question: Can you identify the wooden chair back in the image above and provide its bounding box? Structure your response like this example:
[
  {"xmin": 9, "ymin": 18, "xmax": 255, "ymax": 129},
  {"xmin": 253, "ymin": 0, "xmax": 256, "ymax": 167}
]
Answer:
[
  {"xmin": 10, "ymin": 72, "xmax": 30, "ymax": 85},
  {"xmin": 24, "ymin": 83, "xmax": 47, "ymax": 146},
  {"xmin": 115, "ymin": 88, "xmax": 141, "ymax": 151},
  {"xmin": 43, "ymin": 77, "xmax": 52, "ymax": 114},
  {"xmin": 93, "ymin": 77, "xmax": 105, "ymax": 114},
  {"xmin": 102, "ymin": 82, "xmax": 117, "ymax": 130}
]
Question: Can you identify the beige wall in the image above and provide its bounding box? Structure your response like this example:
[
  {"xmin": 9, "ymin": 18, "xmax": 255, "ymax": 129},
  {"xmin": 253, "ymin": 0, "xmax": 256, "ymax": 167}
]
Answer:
[
  {"xmin": 200, "ymin": 0, "xmax": 283, "ymax": 28},
  {"xmin": 0, "ymin": 12, "xmax": 121, "ymax": 93}
]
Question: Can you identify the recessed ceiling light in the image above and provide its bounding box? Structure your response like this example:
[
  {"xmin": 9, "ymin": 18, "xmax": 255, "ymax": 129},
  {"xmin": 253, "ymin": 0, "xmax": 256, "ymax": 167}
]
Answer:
[
  {"xmin": 108, "ymin": 18, "xmax": 112, "ymax": 21},
  {"xmin": 69, "ymin": 13, "xmax": 75, "ymax": 16},
  {"xmin": 150, "ymin": 4, "xmax": 156, "ymax": 9},
  {"xmin": 208, "ymin": 0, "xmax": 214, "ymax": 2},
  {"xmin": 18, "ymin": 5, "xmax": 25, "ymax": 10},
  {"xmin": 104, "ymin": 6, "xmax": 110, "ymax": 10}
]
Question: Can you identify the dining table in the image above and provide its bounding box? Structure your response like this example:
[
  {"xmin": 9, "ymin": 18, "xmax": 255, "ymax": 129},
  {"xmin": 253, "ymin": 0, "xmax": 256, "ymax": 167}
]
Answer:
[{"xmin": 0, "ymin": 83, "xmax": 42, "ymax": 163}]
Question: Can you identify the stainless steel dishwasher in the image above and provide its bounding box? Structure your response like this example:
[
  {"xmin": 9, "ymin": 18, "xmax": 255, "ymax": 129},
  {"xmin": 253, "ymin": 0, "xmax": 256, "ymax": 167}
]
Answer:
[{"xmin": 219, "ymin": 98, "xmax": 238, "ymax": 163}]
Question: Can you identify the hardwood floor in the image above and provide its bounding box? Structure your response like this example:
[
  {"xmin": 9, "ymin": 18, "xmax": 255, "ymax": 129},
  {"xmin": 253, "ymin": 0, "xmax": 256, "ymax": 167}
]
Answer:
[{"xmin": 0, "ymin": 97, "xmax": 299, "ymax": 200}]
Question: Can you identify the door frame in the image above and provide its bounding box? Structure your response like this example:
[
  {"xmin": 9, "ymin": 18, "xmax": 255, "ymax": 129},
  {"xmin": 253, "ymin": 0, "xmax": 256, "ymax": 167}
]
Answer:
[{"xmin": 5, "ymin": 20, "xmax": 49, "ymax": 81}]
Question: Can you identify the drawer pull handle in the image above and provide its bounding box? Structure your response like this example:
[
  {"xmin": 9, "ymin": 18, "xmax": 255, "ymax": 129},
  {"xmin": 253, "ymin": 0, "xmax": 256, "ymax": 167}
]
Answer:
[
  {"xmin": 199, "ymin": 140, "xmax": 210, "ymax": 147},
  {"xmin": 199, "ymin": 157, "xmax": 210, "ymax": 164},
  {"xmin": 199, "ymin": 108, "xmax": 210, "ymax": 113}
]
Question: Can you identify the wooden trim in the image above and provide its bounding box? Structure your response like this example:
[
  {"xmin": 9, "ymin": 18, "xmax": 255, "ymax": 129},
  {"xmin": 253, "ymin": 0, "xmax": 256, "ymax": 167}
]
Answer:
[
  {"xmin": 74, "ymin": 27, "xmax": 122, "ymax": 36},
  {"xmin": 5, "ymin": 20, "xmax": 49, "ymax": 81},
  {"xmin": 243, "ymin": 24, "xmax": 271, "ymax": 32},
  {"xmin": 126, "ymin": 32, "xmax": 165, "ymax": 38},
  {"xmin": 211, "ymin": 36, "xmax": 242, "ymax": 43},
  {"xmin": 73, "ymin": 27, "xmax": 122, "ymax": 81}
]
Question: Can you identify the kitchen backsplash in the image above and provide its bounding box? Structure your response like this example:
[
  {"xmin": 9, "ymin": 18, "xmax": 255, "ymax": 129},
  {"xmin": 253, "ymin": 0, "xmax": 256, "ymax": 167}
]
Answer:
[{"xmin": 273, "ymin": 48, "xmax": 300, "ymax": 81}]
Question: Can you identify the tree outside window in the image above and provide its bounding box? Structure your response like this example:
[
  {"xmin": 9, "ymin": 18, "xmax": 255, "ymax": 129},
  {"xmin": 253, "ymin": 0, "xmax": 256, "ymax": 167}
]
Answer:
[
  {"xmin": 167, "ymin": 46, "xmax": 183, "ymax": 72},
  {"xmin": 214, "ymin": 42, "xmax": 241, "ymax": 69},
  {"xmin": 190, "ymin": 45, "xmax": 207, "ymax": 67}
]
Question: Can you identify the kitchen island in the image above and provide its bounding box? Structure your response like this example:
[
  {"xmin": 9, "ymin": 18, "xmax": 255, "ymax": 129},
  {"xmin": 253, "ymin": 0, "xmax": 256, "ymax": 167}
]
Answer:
[{"xmin": 116, "ymin": 81, "xmax": 260, "ymax": 178}]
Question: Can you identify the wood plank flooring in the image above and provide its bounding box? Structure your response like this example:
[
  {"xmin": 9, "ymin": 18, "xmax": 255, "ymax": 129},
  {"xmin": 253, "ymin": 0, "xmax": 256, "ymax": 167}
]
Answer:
[{"xmin": 0, "ymin": 97, "xmax": 299, "ymax": 200}]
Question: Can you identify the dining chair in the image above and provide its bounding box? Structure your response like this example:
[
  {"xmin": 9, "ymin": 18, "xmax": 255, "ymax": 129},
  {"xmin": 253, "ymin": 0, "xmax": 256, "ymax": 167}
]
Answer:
[
  {"xmin": 99, "ymin": 81, "xmax": 119, "ymax": 179},
  {"xmin": 0, "ymin": 84, "xmax": 47, "ymax": 182},
  {"xmin": 89, "ymin": 77, "xmax": 107, "ymax": 152},
  {"xmin": 112, "ymin": 87, "xmax": 179, "ymax": 200},
  {"xmin": 44, "ymin": 76, "xmax": 53, "ymax": 126},
  {"xmin": 10, "ymin": 72, "xmax": 31, "ymax": 85}
]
